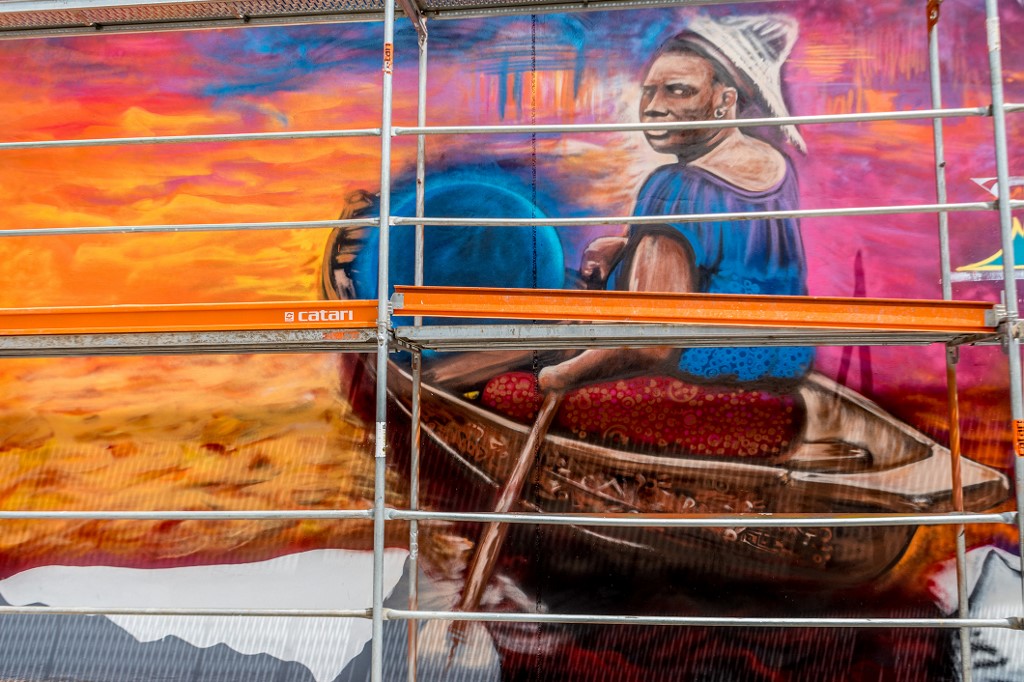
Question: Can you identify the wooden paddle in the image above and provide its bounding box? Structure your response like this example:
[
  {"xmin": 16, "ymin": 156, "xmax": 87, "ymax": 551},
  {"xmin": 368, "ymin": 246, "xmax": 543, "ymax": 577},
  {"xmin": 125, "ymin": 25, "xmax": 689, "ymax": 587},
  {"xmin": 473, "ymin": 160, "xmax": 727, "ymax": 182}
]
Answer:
[{"xmin": 447, "ymin": 389, "xmax": 565, "ymax": 660}]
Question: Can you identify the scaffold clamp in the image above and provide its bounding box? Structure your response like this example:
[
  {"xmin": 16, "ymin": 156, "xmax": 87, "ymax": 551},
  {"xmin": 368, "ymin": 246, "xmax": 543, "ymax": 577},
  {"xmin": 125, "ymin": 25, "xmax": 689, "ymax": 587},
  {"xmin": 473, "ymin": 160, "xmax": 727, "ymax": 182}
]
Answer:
[{"xmin": 986, "ymin": 303, "xmax": 1006, "ymax": 328}]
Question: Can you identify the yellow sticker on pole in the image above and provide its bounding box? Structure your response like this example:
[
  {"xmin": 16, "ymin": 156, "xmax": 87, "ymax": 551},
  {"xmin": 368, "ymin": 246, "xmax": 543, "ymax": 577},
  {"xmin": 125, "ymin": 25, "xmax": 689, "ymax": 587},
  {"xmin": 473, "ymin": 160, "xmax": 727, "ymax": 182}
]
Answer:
[
  {"xmin": 383, "ymin": 42, "xmax": 394, "ymax": 74},
  {"xmin": 1014, "ymin": 420, "xmax": 1024, "ymax": 456}
]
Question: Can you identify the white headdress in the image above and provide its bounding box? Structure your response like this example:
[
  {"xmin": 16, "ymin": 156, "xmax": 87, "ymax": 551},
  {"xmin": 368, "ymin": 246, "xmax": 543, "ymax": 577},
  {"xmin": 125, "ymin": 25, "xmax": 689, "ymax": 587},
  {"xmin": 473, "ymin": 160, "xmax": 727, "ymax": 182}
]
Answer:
[{"xmin": 681, "ymin": 14, "xmax": 806, "ymax": 153}]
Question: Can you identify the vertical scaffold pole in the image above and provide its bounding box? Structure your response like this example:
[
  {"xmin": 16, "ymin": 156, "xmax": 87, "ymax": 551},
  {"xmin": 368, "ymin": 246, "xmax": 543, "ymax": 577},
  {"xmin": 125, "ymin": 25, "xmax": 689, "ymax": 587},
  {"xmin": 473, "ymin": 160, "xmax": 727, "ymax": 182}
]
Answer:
[
  {"xmin": 930, "ymin": 2, "xmax": 954, "ymax": 301},
  {"xmin": 408, "ymin": 348, "xmax": 422, "ymax": 682},
  {"xmin": 983, "ymin": 0, "xmax": 1024, "ymax": 604},
  {"xmin": 928, "ymin": 2, "xmax": 973, "ymax": 679},
  {"xmin": 407, "ymin": 27, "xmax": 428, "ymax": 682},
  {"xmin": 372, "ymin": 1, "xmax": 397, "ymax": 680},
  {"xmin": 415, "ymin": 25, "xmax": 428, "ymax": 294}
]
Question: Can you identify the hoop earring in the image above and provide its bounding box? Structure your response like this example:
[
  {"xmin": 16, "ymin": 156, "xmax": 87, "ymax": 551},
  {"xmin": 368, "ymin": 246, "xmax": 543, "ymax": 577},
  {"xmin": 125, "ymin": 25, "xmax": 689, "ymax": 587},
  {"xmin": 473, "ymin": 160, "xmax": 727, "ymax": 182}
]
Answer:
[{"xmin": 714, "ymin": 108, "xmax": 725, "ymax": 119}]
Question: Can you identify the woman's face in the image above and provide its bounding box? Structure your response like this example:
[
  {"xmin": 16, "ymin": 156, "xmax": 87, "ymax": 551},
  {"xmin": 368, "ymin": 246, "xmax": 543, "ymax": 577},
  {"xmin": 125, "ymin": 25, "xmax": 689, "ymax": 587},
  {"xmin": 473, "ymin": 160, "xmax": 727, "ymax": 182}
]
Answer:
[{"xmin": 639, "ymin": 51, "xmax": 726, "ymax": 157}]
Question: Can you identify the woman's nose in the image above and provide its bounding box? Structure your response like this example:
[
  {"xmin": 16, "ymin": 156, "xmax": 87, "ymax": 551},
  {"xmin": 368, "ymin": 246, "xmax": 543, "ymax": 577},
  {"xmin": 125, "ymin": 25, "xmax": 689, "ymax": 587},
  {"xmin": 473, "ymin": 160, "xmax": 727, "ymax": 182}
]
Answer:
[{"xmin": 643, "ymin": 90, "xmax": 668, "ymax": 116}]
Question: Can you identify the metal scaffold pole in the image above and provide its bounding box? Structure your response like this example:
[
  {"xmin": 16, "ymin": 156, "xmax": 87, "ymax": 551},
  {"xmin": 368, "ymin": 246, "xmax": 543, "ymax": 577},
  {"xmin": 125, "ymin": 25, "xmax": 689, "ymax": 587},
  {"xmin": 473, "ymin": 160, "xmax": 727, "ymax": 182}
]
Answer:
[
  {"xmin": 408, "ymin": 17, "xmax": 428, "ymax": 682},
  {"xmin": 984, "ymin": 0, "xmax": 1024, "ymax": 606},
  {"xmin": 408, "ymin": 348, "xmax": 422, "ymax": 682},
  {"xmin": 372, "ymin": 0, "xmax": 397, "ymax": 679},
  {"xmin": 928, "ymin": 2, "xmax": 973, "ymax": 678}
]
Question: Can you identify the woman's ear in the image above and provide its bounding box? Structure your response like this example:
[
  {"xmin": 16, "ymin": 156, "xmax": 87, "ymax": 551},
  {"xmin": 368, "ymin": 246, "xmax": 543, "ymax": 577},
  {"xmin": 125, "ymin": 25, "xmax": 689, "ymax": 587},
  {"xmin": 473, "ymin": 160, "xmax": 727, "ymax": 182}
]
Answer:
[{"xmin": 719, "ymin": 87, "xmax": 738, "ymax": 114}]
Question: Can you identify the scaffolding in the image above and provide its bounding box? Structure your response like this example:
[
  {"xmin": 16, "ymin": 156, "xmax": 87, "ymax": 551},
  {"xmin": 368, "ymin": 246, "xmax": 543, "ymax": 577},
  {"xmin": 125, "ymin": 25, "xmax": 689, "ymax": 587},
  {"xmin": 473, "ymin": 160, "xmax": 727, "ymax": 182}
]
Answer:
[{"xmin": 0, "ymin": 0, "xmax": 1021, "ymax": 681}]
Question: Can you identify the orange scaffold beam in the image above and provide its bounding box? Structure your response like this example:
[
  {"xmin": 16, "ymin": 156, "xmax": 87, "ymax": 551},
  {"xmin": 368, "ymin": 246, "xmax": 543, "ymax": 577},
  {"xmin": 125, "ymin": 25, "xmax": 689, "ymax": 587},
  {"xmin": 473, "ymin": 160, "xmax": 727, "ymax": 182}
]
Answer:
[
  {"xmin": 392, "ymin": 286, "xmax": 999, "ymax": 334},
  {"xmin": 0, "ymin": 300, "xmax": 378, "ymax": 336}
]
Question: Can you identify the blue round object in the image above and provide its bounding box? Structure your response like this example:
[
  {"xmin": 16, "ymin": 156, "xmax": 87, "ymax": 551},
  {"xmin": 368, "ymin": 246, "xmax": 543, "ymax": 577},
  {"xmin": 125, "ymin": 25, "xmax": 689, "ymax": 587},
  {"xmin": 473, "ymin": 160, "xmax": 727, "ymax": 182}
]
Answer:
[{"xmin": 349, "ymin": 170, "xmax": 565, "ymax": 327}]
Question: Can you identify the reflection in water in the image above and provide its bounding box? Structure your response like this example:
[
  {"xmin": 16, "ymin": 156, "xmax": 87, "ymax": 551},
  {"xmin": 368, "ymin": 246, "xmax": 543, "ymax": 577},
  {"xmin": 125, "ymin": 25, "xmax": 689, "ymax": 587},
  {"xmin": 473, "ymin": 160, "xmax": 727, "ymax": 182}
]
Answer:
[{"xmin": 0, "ymin": 353, "xmax": 388, "ymax": 574}]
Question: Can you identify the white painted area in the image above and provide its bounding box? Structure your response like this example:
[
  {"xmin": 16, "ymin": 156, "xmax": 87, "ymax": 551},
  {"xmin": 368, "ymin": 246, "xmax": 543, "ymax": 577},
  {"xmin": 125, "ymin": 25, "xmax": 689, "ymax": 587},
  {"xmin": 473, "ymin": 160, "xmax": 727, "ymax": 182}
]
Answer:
[
  {"xmin": 929, "ymin": 546, "xmax": 1024, "ymax": 682},
  {"xmin": 0, "ymin": 549, "xmax": 408, "ymax": 682},
  {"xmin": 971, "ymin": 176, "xmax": 1024, "ymax": 197}
]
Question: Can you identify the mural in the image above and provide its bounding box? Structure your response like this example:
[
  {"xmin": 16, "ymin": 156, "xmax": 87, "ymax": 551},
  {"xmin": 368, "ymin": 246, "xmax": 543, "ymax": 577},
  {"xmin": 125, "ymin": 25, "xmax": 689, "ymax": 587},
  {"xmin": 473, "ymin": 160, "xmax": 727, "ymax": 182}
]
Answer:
[{"xmin": 0, "ymin": 0, "xmax": 1022, "ymax": 680}]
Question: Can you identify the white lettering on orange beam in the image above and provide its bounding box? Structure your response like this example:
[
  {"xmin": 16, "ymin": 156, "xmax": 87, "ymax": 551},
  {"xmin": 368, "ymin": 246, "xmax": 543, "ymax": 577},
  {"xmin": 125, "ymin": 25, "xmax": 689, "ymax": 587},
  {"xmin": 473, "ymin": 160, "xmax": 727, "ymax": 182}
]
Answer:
[{"xmin": 286, "ymin": 310, "xmax": 354, "ymax": 323}]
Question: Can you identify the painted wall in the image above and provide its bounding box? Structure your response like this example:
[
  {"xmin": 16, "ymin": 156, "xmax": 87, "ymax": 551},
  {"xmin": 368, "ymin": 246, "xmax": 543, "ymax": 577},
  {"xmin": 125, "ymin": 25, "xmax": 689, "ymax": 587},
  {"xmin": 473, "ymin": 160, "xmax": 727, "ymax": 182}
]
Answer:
[{"xmin": 0, "ymin": 0, "xmax": 1022, "ymax": 679}]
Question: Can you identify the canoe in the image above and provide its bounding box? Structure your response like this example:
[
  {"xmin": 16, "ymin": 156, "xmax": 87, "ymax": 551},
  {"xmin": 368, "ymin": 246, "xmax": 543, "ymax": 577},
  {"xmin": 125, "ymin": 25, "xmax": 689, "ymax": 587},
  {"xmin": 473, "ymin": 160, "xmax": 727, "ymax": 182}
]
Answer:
[{"xmin": 366, "ymin": 356, "xmax": 1009, "ymax": 587}]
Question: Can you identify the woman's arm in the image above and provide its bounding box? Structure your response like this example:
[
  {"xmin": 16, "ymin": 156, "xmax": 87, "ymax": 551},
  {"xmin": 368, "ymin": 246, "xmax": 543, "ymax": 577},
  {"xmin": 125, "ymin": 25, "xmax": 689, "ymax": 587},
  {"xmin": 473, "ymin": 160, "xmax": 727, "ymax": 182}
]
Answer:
[{"xmin": 538, "ymin": 232, "xmax": 696, "ymax": 391}]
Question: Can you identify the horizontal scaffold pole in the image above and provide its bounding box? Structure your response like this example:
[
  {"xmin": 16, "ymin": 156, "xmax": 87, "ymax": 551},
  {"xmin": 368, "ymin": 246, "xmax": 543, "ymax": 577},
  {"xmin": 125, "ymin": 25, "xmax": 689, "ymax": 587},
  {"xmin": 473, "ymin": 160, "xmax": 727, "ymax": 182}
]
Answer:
[
  {"xmin": 391, "ymin": 286, "xmax": 1001, "ymax": 334},
  {"xmin": 0, "ymin": 129, "xmax": 382, "ymax": 151},
  {"xmin": 0, "ymin": 300, "xmax": 378, "ymax": 336},
  {"xmin": 392, "ymin": 105, "xmax": 1002, "ymax": 136},
  {"xmin": 387, "ymin": 509, "xmax": 1016, "ymax": 529},
  {"xmin": 387, "ymin": 609, "xmax": 1022, "ymax": 630},
  {"xmin": 0, "ymin": 217, "xmax": 378, "ymax": 239},
  {"xmin": 390, "ymin": 200, "xmax": 1022, "ymax": 227}
]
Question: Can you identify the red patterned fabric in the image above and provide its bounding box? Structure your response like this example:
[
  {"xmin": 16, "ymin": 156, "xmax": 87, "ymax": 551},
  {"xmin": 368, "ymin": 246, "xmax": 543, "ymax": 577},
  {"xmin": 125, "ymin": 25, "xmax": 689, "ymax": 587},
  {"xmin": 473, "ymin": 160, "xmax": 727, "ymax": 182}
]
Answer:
[{"xmin": 482, "ymin": 372, "xmax": 802, "ymax": 457}]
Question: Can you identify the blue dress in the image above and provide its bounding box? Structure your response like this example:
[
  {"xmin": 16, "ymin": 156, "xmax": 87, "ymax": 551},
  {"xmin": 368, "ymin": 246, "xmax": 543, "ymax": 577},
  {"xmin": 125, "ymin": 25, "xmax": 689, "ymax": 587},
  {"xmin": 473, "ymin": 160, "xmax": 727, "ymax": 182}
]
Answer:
[{"xmin": 612, "ymin": 160, "xmax": 814, "ymax": 385}]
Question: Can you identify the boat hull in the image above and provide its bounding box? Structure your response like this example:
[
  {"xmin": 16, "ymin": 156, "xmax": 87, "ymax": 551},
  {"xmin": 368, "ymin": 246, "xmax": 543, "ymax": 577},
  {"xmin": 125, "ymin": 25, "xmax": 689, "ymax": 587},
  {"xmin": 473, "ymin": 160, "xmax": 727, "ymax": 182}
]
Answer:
[{"xmin": 350, "ymin": 356, "xmax": 1009, "ymax": 588}]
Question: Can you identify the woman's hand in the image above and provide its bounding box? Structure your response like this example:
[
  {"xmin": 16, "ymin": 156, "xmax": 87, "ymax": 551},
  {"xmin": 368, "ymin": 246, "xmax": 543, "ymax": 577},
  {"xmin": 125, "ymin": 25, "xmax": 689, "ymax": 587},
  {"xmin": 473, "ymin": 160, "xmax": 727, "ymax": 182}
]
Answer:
[
  {"xmin": 537, "ymin": 365, "xmax": 570, "ymax": 393},
  {"xmin": 580, "ymin": 235, "xmax": 628, "ymax": 287}
]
